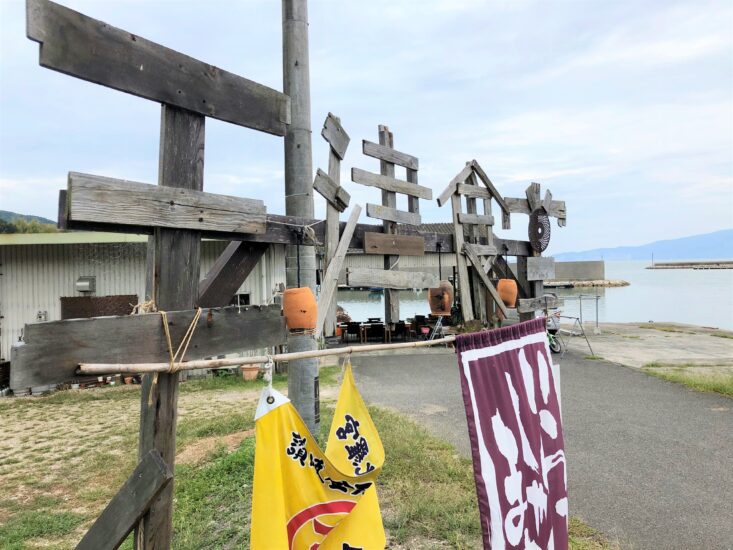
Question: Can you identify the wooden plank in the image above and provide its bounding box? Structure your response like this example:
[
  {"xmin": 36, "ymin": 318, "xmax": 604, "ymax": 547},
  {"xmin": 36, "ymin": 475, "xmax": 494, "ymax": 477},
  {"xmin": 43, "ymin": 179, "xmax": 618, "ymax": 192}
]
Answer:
[
  {"xmin": 26, "ymin": 0, "xmax": 290, "ymax": 135},
  {"xmin": 542, "ymin": 189, "xmax": 553, "ymax": 213},
  {"xmin": 346, "ymin": 268, "xmax": 438, "ymax": 289},
  {"xmin": 366, "ymin": 203, "xmax": 421, "ymax": 226},
  {"xmin": 517, "ymin": 295, "xmax": 563, "ymax": 313},
  {"xmin": 457, "ymin": 183, "xmax": 491, "ymax": 199},
  {"xmin": 436, "ymin": 163, "xmax": 473, "ymax": 207},
  {"xmin": 406, "ymin": 167, "xmax": 420, "ymax": 217},
  {"xmin": 525, "ymin": 182, "xmax": 541, "ymax": 211},
  {"xmin": 137, "ymin": 106, "xmax": 199, "ymax": 549},
  {"xmin": 351, "ymin": 167, "xmax": 432, "ymax": 200},
  {"xmin": 494, "ymin": 236, "xmax": 532, "ymax": 257},
  {"xmin": 464, "ymin": 243, "xmax": 498, "ymax": 257},
  {"xmin": 321, "ymin": 112, "xmax": 350, "ymax": 160},
  {"xmin": 503, "ymin": 197, "xmax": 567, "ymax": 219},
  {"xmin": 457, "ymin": 212, "xmax": 494, "ymax": 226},
  {"xmin": 198, "ymin": 242, "xmax": 268, "ymax": 307},
  {"xmin": 378, "ymin": 126, "xmax": 400, "ymax": 326},
  {"xmin": 316, "ymin": 206, "xmax": 361, "ymax": 339},
  {"xmin": 68, "ymin": 172, "xmax": 266, "ymax": 234},
  {"xmin": 463, "ymin": 242, "xmax": 509, "ymax": 316},
  {"xmin": 450, "ymin": 193, "xmax": 473, "ymax": 321},
  {"xmin": 527, "ymin": 256, "xmax": 555, "ymax": 281},
  {"xmin": 469, "ymin": 161, "xmax": 509, "ymax": 211},
  {"xmin": 313, "ymin": 169, "xmax": 349, "ymax": 211},
  {"xmin": 9, "ymin": 305, "xmax": 286, "ymax": 394},
  {"xmin": 76, "ymin": 450, "xmax": 172, "ymax": 550},
  {"xmin": 362, "ymin": 140, "xmax": 419, "ymax": 170},
  {"xmin": 364, "ymin": 232, "xmax": 425, "ymax": 256},
  {"xmin": 334, "ymin": 222, "xmax": 454, "ymax": 253}
]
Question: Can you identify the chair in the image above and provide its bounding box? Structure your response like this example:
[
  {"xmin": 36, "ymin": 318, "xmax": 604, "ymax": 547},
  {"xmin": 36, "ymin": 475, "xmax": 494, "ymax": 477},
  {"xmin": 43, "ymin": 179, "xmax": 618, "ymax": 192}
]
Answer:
[
  {"xmin": 345, "ymin": 322, "xmax": 361, "ymax": 343},
  {"xmin": 366, "ymin": 323, "xmax": 385, "ymax": 342},
  {"xmin": 391, "ymin": 321, "xmax": 407, "ymax": 342}
]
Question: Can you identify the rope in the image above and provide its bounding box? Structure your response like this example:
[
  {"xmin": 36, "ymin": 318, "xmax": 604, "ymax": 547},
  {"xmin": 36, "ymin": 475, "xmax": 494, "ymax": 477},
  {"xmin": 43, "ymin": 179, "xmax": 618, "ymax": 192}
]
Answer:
[{"xmin": 149, "ymin": 307, "xmax": 203, "ymax": 404}]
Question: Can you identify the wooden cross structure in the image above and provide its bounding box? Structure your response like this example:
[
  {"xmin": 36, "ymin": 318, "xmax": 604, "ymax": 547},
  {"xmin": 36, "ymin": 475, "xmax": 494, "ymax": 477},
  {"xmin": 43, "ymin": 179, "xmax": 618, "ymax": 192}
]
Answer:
[
  {"xmin": 11, "ymin": 1, "xmax": 313, "ymax": 547},
  {"xmin": 313, "ymin": 113, "xmax": 351, "ymax": 337},
  {"xmin": 437, "ymin": 160, "xmax": 567, "ymax": 324},
  {"xmin": 349, "ymin": 126, "xmax": 438, "ymax": 324}
]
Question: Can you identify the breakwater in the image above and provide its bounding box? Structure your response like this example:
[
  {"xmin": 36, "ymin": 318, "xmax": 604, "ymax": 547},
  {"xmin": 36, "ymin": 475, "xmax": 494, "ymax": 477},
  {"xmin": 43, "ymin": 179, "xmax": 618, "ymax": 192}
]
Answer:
[{"xmin": 646, "ymin": 261, "xmax": 733, "ymax": 270}]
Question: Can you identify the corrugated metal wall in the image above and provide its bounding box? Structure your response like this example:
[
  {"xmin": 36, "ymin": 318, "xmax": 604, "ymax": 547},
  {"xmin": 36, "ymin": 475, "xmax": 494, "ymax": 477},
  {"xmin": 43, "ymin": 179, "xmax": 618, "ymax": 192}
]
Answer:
[{"xmin": 0, "ymin": 242, "xmax": 285, "ymax": 361}]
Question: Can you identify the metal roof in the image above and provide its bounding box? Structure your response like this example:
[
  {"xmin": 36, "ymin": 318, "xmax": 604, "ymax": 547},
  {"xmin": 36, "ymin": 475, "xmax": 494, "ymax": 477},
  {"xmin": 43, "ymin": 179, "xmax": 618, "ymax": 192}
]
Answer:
[{"xmin": 0, "ymin": 232, "xmax": 148, "ymax": 246}]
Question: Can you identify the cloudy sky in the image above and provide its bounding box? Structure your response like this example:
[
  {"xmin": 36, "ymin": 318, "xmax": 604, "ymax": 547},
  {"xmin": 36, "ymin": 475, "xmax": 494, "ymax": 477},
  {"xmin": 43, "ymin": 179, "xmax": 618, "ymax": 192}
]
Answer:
[{"xmin": 0, "ymin": 0, "xmax": 731, "ymax": 253}]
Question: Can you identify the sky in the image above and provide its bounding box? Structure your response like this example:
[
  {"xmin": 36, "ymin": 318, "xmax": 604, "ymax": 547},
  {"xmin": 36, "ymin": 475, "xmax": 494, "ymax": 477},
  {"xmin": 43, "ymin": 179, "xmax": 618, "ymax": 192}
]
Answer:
[{"xmin": 0, "ymin": 0, "xmax": 731, "ymax": 254}]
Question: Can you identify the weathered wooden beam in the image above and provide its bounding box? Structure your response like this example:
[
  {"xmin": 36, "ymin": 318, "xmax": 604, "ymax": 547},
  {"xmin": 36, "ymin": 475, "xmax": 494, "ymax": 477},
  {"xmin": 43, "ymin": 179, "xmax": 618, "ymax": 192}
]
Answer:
[
  {"xmin": 450, "ymin": 193, "xmax": 473, "ymax": 321},
  {"xmin": 10, "ymin": 303, "xmax": 285, "ymax": 394},
  {"xmin": 366, "ymin": 203, "xmax": 421, "ymax": 226},
  {"xmin": 362, "ymin": 140, "xmax": 419, "ymax": 170},
  {"xmin": 198, "ymin": 242, "xmax": 269, "ymax": 307},
  {"xmin": 457, "ymin": 212, "xmax": 494, "ymax": 226},
  {"xmin": 542, "ymin": 189, "xmax": 553, "ymax": 213},
  {"xmin": 517, "ymin": 295, "xmax": 564, "ymax": 313},
  {"xmin": 321, "ymin": 112, "xmax": 350, "ymax": 160},
  {"xmin": 469, "ymin": 160, "xmax": 511, "ymax": 229},
  {"xmin": 525, "ymin": 182, "xmax": 541, "ymax": 211},
  {"xmin": 494, "ymin": 236, "xmax": 532, "ymax": 257},
  {"xmin": 436, "ymin": 163, "xmax": 473, "ymax": 207},
  {"xmin": 364, "ymin": 232, "xmax": 425, "ymax": 256},
  {"xmin": 76, "ymin": 450, "xmax": 172, "ymax": 550},
  {"xmin": 463, "ymin": 242, "xmax": 509, "ymax": 317},
  {"xmin": 527, "ymin": 256, "xmax": 555, "ymax": 281},
  {"xmin": 313, "ymin": 169, "xmax": 350, "ymax": 212},
  {"xmin": 26, "ymin": 0, "xmax": 289, "ymax": 135},
  {"xmin": 67, "ymin": 172, "xmax": 266, "ymax": 235},
  {"xmin": 346, "ymin": 268, "xmax": 438, "ymax": 289},
  {"xmin": 378, "ymin": 126, "xmax": 400, "ymax": 326},
  {"xmin": 464, "ymin": 243, "xmax": 498, "ymax": 257},
  {"xmin": 316, "ymin": 206, "xmax": 361, "ymax": 339},
  {"xmin": 503, "ymin": 196, "xmax": 567, "ymax": 220},
  {"xmin": 457, "ymin": 183, "xmax": 491, "ymax": 199},
  {"xmin": 351, "ymin": 167, "xmax": 432, "ymax": 200}
]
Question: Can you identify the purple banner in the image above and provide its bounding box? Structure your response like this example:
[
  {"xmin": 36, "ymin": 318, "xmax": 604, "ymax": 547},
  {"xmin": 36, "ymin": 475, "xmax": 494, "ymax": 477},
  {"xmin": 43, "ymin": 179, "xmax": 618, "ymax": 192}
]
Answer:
[{"xmin": 456, "ymin": 318, "xmax": 568, "ymax": 550}]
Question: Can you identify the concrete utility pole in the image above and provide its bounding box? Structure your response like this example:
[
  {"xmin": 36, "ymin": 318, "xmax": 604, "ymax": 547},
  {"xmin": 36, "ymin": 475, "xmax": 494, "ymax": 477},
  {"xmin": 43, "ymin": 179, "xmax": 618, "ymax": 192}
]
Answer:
[{"xmin": 282, "ymin": 0, "xmax": 319, "ymax": 434}]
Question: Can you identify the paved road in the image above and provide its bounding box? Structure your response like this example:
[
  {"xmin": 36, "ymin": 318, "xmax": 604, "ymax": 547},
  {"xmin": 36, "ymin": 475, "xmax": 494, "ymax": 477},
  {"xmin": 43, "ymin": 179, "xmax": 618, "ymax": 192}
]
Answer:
[{"xmin": 351, "ymin": 349, "xmax": 733, "ymax": 550}]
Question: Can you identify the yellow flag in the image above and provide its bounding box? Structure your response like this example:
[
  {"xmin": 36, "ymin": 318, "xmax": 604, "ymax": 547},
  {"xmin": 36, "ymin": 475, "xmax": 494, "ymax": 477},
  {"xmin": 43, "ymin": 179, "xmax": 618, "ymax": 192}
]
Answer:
[{"xmin": 250, "ymin": 363, "xmax": 385, "ymax": 549}]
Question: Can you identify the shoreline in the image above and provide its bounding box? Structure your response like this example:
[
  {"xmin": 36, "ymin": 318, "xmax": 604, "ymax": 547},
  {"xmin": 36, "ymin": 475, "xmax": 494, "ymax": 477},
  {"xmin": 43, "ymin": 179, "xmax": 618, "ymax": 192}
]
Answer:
[
  {"xmin": 545, "ymin": 279, "xmax": 629, "ymax": 288},
  {"xmin": 646, "ymin": 260, "xmax": 733, "ymax": 270}
]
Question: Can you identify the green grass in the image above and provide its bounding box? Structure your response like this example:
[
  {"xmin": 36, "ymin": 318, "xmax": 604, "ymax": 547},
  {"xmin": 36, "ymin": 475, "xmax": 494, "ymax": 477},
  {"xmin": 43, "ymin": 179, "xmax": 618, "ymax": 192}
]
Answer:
[
  {"xmin": 643, "ymin": 362, "xmax": 733, "ymax": 397},
  {"xmin": 584, "ymin": 355, "xmax": 604, "ymax": 361},
  {"xmin": 711, "ymin": 331, "xmax": 733, "ymax": 339},
  {"xmin": 638, "ymin": 324, "xmax": 689, "ymax": 334},
  {"xmin": 0, "ymin": 511, "xmax": 85, "ymax": 550},
  {"xmin": 2, "ymin": 367, "xmax": 614, "ymax": 549}
]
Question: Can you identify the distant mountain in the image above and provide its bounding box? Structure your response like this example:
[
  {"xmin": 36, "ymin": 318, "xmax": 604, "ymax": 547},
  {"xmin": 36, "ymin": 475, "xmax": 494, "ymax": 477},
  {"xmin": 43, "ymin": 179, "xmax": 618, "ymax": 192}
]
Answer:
[
  {"xmin": 554, "ymin": 229, "xmax": 733, "ymax": 261},
  {"xmin": 0, "ymin": 210, "xmax": 55, "ymax": 225}
]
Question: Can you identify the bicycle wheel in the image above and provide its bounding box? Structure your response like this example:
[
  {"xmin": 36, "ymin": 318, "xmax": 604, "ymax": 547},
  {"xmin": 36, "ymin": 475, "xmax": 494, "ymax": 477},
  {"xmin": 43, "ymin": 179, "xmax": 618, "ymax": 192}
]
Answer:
[{"xmin": 549, "ymin": 335, "xmax": 562, "ymax": 354}]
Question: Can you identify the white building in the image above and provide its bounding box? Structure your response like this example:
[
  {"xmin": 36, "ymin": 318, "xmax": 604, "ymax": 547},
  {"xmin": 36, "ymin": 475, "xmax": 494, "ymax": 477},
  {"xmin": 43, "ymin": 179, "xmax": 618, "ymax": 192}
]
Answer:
[{"xmin": 0, "ymin": 232, "xmax": 286, "ymax": 362}]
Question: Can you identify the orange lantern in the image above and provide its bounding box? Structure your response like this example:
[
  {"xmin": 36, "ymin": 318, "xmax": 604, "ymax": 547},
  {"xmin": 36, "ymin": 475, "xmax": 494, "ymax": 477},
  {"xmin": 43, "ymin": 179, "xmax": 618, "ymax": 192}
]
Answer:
[
  {"xmin": 282, "ymin": 287, "xmax": 318, "ymax": 330},
  {"xmin": 497, "ymin": 279, "xmax": 518, "ymax": 308},
  {"xmin": 428, "ymin": 280, "xmax": 454, "ymax": 316}
]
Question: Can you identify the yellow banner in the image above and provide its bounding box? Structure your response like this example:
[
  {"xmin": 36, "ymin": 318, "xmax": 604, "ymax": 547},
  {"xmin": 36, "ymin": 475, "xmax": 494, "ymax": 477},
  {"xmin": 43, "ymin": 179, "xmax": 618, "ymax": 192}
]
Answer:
[{"xmin": 250, "ymin": 364, "xmax": 385, "ymax": 549}]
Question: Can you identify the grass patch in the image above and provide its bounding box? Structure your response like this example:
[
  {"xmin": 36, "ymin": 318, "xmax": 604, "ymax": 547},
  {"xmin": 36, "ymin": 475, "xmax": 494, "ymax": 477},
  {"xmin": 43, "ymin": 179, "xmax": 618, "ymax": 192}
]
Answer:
[
  {"xmin": 0, "ymin": 510, "xmax": 85, "ymax": 549},
  {"xmin": 643, "ymin": 363, "xmax": 733, "ymax": 397},
  {"xmin": 584, "ymin": 355, "xmax": 604, "ymax": 361},
  {"xmin": 711, "ymin": 331, "xmax": 733, "ymax": 339},
  {"xmin": 638, "ymin": 324, "xmax": 693, "ymax": 334}
]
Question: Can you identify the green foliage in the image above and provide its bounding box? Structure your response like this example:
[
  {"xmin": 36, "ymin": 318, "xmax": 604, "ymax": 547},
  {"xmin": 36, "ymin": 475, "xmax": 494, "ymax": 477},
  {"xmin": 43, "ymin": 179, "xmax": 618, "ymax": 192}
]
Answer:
[
  {"xmin": 643, "ymin": 363, "xmax": 733, "ymax": 397},
  {"xmin": 8, "ymin": 218, "xmax": 58, "ymax": 233}
]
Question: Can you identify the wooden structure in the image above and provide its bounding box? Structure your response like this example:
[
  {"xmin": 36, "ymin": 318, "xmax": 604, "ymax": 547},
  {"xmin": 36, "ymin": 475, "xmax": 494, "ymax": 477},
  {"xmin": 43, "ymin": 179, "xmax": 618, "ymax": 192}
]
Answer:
[
  {"xmin": 350, "ymin": 126, "xmax": 436, "ymax": 323},
  {"xmin": 14, "ymin": 1, "xmax": 303, "ymax": 547},
  {"xmin": 314, "ymin": 113, "xmax": 351, "ymax": 337},
  {"xmin": 437, "ymin": 160, "xmax": 566, "ymax": 323}
]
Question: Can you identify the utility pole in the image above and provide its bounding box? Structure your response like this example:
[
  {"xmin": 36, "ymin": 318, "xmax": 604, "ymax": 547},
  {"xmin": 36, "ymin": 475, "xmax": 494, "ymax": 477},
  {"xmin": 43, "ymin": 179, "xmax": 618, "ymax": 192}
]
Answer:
[{"xmin": 282, "ymin": 0, "xmax": 319, "ymax": 434}]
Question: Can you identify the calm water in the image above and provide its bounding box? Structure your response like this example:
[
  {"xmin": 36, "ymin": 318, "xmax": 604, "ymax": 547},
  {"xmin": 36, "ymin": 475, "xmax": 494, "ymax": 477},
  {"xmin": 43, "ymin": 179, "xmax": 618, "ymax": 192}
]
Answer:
[{"xmin": 336, "ymin": 261, "xmax": 733, "ymax": 330}]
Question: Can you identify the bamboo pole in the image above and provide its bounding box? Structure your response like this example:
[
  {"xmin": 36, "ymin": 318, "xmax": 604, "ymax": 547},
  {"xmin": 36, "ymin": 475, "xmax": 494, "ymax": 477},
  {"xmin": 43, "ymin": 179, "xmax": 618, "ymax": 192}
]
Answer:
[{"xmin": 77, "ymin": 336, "xmax": 457, "ymax": 375}]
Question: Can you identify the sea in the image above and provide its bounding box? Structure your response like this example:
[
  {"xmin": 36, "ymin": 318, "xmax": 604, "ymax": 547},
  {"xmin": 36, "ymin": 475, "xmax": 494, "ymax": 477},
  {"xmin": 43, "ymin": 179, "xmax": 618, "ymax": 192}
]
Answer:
[{"xmin": 335, "ymin": 260, "xmax": 733, "ymax": 330}]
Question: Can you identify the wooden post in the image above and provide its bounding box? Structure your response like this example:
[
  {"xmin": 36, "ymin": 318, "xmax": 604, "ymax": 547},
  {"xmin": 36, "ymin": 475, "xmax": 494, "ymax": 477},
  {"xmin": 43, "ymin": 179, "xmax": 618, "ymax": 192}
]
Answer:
[
  {"xmin": 464, "ymin": 170, "xmax": 487, "ymax": 323},
  {"xmin": 283, "ymin": 0, "xmax": 319, "ymax": 435},
  {"xmin": 451, "ymin": 193, "xmax": 474, "ymax": 322},
  {"xmin": 517, "ymin": 255, "xmax": 533, "ymax": 322},
  {"xmin": 379, "ymin": 126, "xmax": 399, "ymax": 325},
  {"xmin": 136, "ymin": 105, "xmax": 204, "ymax": 549}
]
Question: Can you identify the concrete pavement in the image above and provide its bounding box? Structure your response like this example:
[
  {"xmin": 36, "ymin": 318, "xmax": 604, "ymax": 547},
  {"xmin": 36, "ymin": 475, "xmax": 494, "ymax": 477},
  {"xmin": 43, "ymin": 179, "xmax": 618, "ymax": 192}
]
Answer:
[{"xmin": 350, "ymin": 348, "xmax": 733, "ymax": 550}]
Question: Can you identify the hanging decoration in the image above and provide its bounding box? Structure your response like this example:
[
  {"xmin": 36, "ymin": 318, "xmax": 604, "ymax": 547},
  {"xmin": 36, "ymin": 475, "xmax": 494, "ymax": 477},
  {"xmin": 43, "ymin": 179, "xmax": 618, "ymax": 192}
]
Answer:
[
  {"xmin": 454, "ymin": 318, "xmax": 568, "ymax": 550},
  {"xmin": 251, "ymin": 360, "xmax": 386, "ymax": 549}
]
